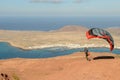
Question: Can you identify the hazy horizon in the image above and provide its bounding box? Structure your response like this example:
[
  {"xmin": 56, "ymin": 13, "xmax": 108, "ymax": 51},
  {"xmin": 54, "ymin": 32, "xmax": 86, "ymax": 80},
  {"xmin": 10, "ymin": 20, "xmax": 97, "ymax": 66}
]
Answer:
[
  {"xmin": 0, "ymin": 16, "xmax": 120, "ymax": 31},
  {"xmin": 0, "ymin": 0, "xmax": 120, "ymax": 31}
]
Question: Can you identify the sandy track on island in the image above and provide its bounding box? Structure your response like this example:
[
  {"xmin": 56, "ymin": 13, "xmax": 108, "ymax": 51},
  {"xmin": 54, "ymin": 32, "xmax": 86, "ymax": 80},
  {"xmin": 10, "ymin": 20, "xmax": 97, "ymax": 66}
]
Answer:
[{"xmin": 0, "ymin": 52, "xmax": 120, "ymax": 80}]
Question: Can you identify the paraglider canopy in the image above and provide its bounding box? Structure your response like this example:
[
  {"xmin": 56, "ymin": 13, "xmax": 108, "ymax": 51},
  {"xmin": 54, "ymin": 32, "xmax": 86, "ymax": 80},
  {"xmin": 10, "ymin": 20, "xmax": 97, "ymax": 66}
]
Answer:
[{"xmin": 86, "ymin": 28, "xmax": 114, "ymax": 51}]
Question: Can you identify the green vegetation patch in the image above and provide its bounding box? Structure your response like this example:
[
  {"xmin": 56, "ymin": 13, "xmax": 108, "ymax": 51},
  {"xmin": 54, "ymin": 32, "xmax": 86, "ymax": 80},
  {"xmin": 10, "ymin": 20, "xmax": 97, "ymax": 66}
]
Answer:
[{"xmin": 12, "ymin": 73, "xmax": 20, "ymax": 80}]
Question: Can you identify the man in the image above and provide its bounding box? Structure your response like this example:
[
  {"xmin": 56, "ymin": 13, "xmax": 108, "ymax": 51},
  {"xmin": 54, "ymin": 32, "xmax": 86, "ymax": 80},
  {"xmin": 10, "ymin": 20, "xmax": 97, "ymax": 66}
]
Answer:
[{"xmin": 84, "ymin": 47, "xmax": 91, "ymax": 61}]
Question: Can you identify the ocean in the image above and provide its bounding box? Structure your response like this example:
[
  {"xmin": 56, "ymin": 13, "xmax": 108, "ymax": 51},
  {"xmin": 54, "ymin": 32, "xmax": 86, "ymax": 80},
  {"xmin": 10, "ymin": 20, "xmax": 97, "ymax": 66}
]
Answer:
[
  {"xmin": 0, "ymin": 16, "xmax": 120, "ymax": 31},
  {"xmin": 0, "ymin": 16, "xmax": 120, "ymax": 59},
  {"xmin": 0, "ymin": 42, "xmax": 119, "ymax": 59}
]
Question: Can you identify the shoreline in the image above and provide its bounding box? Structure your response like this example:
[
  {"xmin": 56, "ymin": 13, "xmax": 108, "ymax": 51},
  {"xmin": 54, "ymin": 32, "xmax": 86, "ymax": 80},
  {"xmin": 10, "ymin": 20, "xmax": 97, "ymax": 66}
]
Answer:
[{"xmin": 1, "ymin": 41, "xmax": 120, "ymax": 50}]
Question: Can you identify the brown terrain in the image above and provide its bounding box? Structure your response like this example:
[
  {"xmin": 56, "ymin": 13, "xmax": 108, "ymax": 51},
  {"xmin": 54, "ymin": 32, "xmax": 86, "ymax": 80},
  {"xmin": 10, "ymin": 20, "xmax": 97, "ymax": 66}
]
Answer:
[
  {"xmin": 0, "ymin": 52, "xmax": 120, "ymax": 80},
  {"xmin": 0, "ymin": 26, "xmax": 120, "ymax": 80}
]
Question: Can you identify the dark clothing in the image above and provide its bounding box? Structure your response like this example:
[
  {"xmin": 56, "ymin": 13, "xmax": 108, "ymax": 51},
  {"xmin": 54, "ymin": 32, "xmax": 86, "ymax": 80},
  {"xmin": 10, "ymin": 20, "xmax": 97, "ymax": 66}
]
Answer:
[
  {"xmin": 84, "ymin": 48, "xmax": 91, "ymax": 61},
  {"xmin": 84, "ymin": 48, "xmax": 88, "ymax": 56},
  {"xmin": 85, "ymin": 50, "xmax": 88, "ymax": 56}
]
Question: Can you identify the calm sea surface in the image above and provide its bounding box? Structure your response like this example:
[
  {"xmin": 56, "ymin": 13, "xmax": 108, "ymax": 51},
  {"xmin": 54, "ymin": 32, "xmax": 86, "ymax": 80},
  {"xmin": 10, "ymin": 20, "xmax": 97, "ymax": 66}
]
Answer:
[
  {"xmin": 0, "ymin": 16, "xmax": 120, "ymax": 31},
  {"xmin": 0, "ymin": 42, "xmax": 119, "ymax": 59}
]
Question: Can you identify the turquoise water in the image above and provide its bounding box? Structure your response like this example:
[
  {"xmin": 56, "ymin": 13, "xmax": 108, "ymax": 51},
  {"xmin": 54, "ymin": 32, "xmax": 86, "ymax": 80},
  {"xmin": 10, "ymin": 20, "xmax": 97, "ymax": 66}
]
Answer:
[{"xmin": 0, "ymin": 42, "xmax": 120, "ymax": 59}]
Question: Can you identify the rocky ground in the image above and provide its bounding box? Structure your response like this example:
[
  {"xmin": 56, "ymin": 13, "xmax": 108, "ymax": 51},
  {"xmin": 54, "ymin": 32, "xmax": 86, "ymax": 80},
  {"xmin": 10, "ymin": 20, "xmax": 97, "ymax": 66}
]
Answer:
[{"xmin": 0, "ymin": 26, "xmax": 120, "ymax": 80}]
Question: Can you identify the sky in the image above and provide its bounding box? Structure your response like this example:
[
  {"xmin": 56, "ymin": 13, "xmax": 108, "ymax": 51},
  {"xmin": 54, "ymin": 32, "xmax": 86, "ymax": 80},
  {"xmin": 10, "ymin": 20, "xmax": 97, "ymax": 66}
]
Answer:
[{"xmin": 0, "ymin": 0, "xmax": 120, "ymax": 17}]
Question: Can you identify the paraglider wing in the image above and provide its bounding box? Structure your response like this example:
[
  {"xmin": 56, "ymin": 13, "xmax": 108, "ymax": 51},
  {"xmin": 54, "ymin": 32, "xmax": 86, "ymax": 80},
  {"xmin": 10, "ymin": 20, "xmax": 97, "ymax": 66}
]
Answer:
[{"xmin": 86, "ymin": 28, "xmax": 114, "ymax": 51}]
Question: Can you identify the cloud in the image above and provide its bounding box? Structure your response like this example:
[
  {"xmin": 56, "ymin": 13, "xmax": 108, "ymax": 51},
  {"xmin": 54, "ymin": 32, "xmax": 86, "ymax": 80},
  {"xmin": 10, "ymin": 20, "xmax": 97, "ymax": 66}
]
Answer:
[
  {"xmin": 29, "ymin": 0, "xmax": 87, "ymax": 4},
  {"xmin": 74, "ymin": 0, "xmax": 87, "ymax": 3},
  {"xmin": 74, "ymin": 0, "xmax": 81, "ymax": 3},
  {"xmin": 30, "ymin": 0, "xmax": 63, "ymax": 3}
]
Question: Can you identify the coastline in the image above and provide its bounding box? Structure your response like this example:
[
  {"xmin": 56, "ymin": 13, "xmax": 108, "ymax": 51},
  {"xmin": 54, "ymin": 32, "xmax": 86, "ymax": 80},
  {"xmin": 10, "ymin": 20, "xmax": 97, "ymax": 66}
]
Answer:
[
  {"xmin": 0, "ymin": 26, "xmax": 120, "ymax": 80},
  {"xmin": 0, "ymin": 41, "xmax": 120, "ymax": 50}
]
